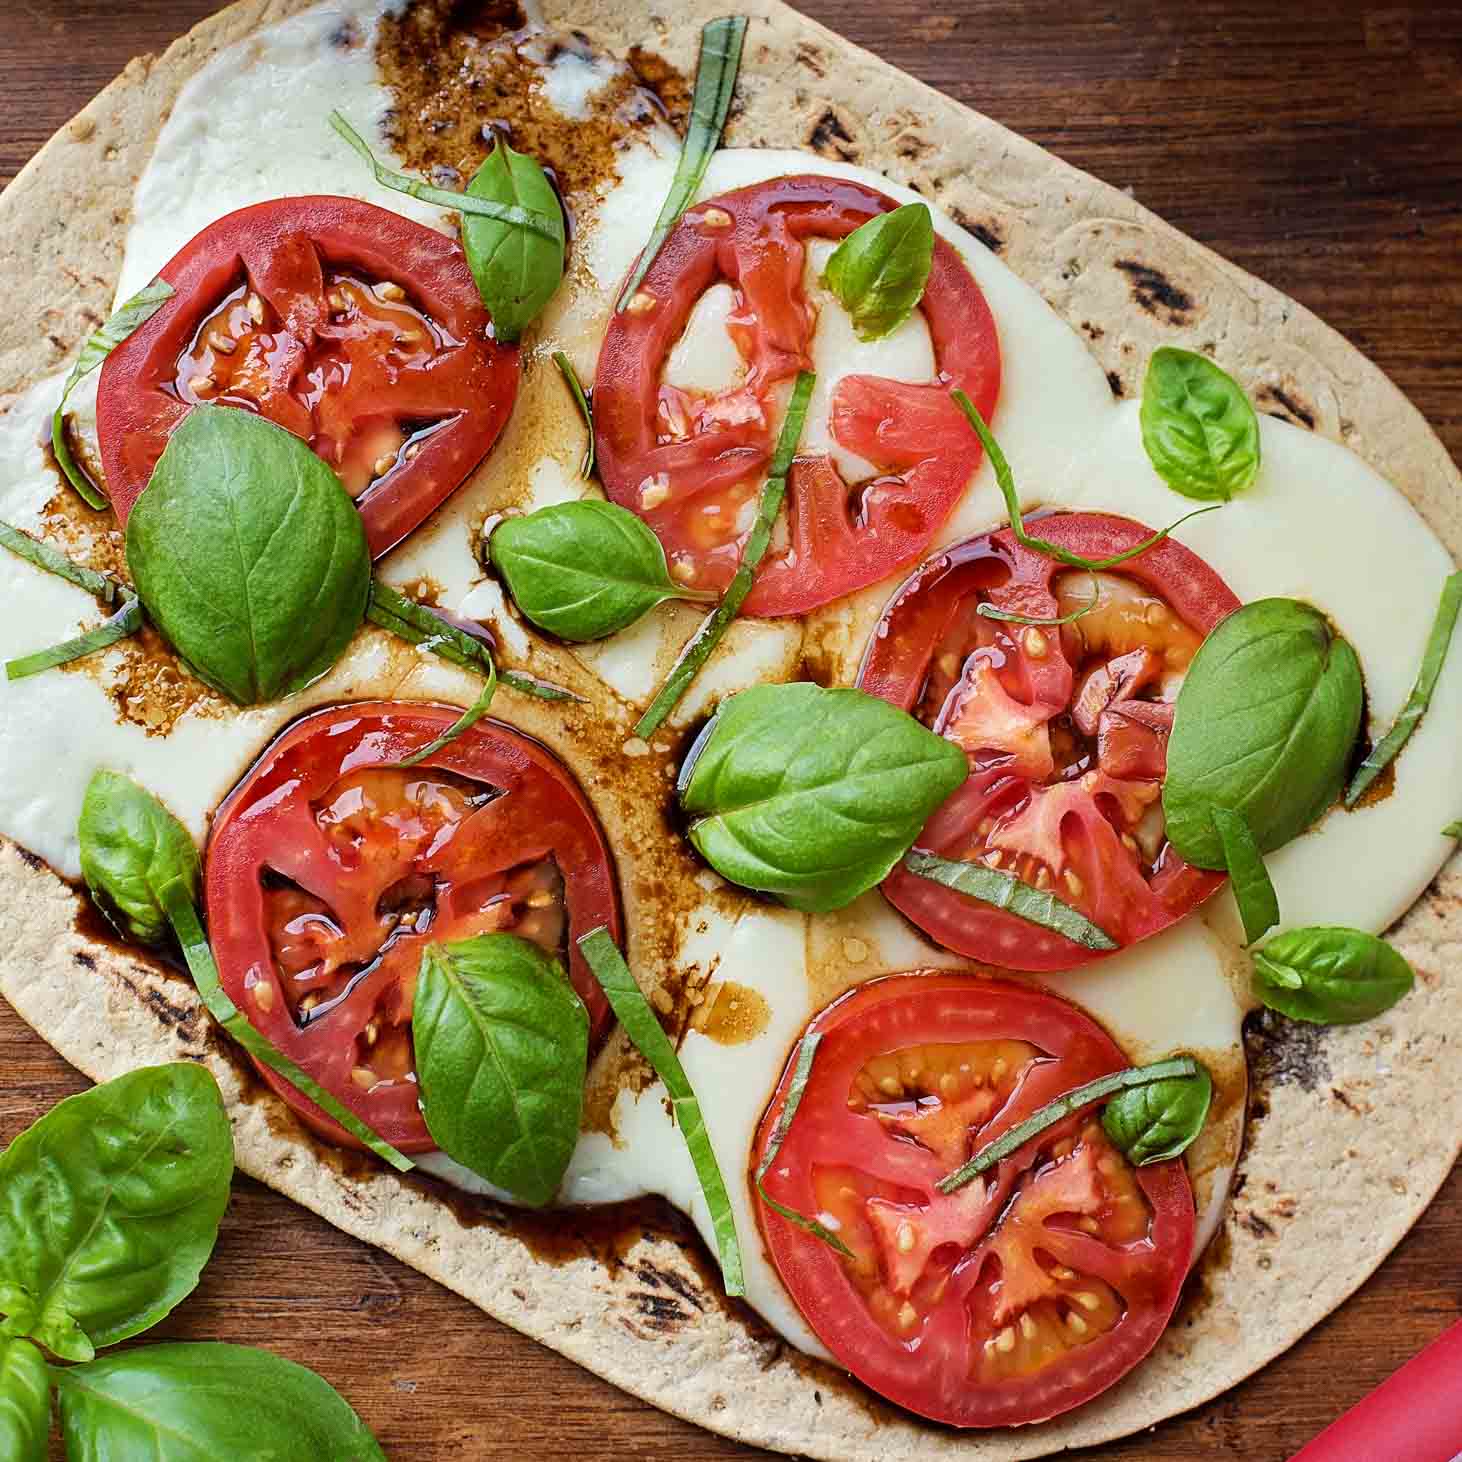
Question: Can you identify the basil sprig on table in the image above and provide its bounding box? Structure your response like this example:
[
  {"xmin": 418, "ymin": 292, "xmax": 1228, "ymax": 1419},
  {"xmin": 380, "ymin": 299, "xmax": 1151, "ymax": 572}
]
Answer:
[
  {"xmin": 1345, "ymin": 570, "xmax": 1462, "ymax": 806},
  {"xmin": 1210, "ymin": 806, "xmax": 1280, "ymax": 946},
  {"xmin": 578, "ymin": 929, "xmax": 745, "ymax": 1295},
  {"xmin": 821, "ymin": 203, "xmax": 935, "ymax": 342},
  {"xmin": 414, "ymin": 935, "xmax": 589, "ymax": 1206},
  {"xmin": 127, "ymin": 405, "xmax": 370, "ymax": 706},
  {"xmin": 553, "ymin": 351, "xmax": 596, "ymax": 478},
  {"xmin": 678, "ymin": 682, "xmax": 967, "ymax": 912},
  {"xmin": 616, "ymin": 16, "xmax": 748, "ymax": 310},
  {"xmin": 1252, "ymin": 927, "xmax": 1415, "ymax": 1025},
  {"xmin": 76, "ymin": 771, "xmax": 412, "ymax": 1172},
  {"xmin": 1102, "ymin": 1060, "xmax": 1214, "ymax": 1166},
  {"xmin": 0, "ymin": 1337, "xmax": 48, "ymax": 1462},
  {"xmin": 490, "ymin": 499, "xmax": 716, "ymax": 642},
  {"xmin": 1139, "ymin": 347, "xmax": 1262, "ymax": 501},
  {"xmin": 51, "ymin": 278, "xmax": 174, "ymax": 509}
]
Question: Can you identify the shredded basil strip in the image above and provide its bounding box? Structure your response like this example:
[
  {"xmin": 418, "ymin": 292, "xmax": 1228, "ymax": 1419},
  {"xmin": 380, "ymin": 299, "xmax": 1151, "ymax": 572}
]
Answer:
[
  {"xmin": 553, "ymin": 352, "xmax": 596, "ymax": 478},
  {"xmin": 754, "ymin": 1033, "xmax": 853, "ymax": 1258},
  {"xmin": 615, "ymin": 16, "xmax": 748, "ymax": 310},
  {"xmin": 577, "ymin": 928, "xmax": 744, "ymax": 1295},
  {"xmin": 156, "ymin": 880, "xmax": 413, "ymax": 1172},
  {"xmin": 0, "ymin": 519, "xmax": 119, "ymax": 602},
  {"xmin": 5, "ymin": 594, "xmax": 143, "ymax": 681},
  {"xmin": 635, "ymin": 370, "xmax": 816, "ymax": 740},
  {"xmin": 951, "ymin": 389, "xmax": 1220, "ymax": 570},
  {"xmin": 1211, "ymin": 805, "xmax": 1279, "ymax": 945},
  {"xmin": 51, "ymin": 278, "xmax": 174, "ymax": 509},
  {"xmin": 977, "ymin": 571, "xmax": 1100, "ymax": 628},
  {"xmin": 904, "ymin": 849, "xmax": 1118, "ymax": 952},
  {"xmin": 937, "ymin": 1056, "xmax": 1199, "ymax": 1194},
  {"xmin": 396, "ymin": 657, "xmax": 498, "ymax": 769},
  {"xmin": 329, "ymin": 112, "xmax": 560, "ymax": 240},
  {"xmin": 1346, "ymin": 570, "xmax": 1462, "ymax": 806}
]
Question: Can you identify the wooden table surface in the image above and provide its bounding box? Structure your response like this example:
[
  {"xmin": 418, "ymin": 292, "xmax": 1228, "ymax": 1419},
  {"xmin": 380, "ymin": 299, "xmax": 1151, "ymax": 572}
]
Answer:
[{"xmin": 2, "ymin": 1, "xmax": 1460, "ymax": 1457}]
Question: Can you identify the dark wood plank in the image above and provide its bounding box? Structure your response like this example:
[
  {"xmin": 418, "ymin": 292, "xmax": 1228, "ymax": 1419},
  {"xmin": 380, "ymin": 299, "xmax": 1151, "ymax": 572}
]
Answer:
[{"xmin": 1, "ymin": 2, "xmax": 1459, "ymax": 1458}]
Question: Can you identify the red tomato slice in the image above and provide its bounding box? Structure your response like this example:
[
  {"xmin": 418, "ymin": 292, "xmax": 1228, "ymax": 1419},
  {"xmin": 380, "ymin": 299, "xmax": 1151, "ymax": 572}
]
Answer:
[
  {"xmin": 593, "ymin": 175, "xmax": 1001, "ymax": 616},
  {"xmin": 97, "ymin": 197, "xmax": 518, "ymax": 558},
  {"xmin": 205, "ymin": 702, "xmax": 621, "ymax": 1152},
  {"xmin": 859, "ymin": 514, "xmax": 1239, "ymax": 970},
  {"xmin": 754, "ymin": 974, "xmax": 1195, "ymax": 1428}
]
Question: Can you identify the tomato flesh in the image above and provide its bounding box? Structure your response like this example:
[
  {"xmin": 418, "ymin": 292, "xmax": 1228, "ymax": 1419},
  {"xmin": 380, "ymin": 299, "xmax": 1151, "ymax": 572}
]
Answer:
[
  {"xmin": 859, "ymin": 514, "xmax": 1240, "ymax": 970},
  {"xmin": 205, "ymin": 703, "xmax": 621, "ymax": 1152},
  {"xmin": 594, "ymin": 175, "xmax": 1001, "ymax": 616},
  {"xmin": 754, "ymin": 975, "xmax": 1195, "ymax": 1428},
  {"xmin": 98, "ymin": 197, "xmax": 518, "ymax": 558}
]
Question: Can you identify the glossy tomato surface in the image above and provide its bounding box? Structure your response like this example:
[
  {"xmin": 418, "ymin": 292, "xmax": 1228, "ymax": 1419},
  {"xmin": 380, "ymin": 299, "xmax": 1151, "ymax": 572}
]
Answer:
[
  {"xmin": 860, "ymin": 514, "xmax": 1239, "ymax": 970},
  {"xmin": 98, "ymin": 197, "xmax": 518, "ymax": 558},
  {"xmin": 754, "ymin": 974, "xmax": 1195, "ymax": 1428},
  {"xmin": 205, "ymin": 702, "xmax": 620, "ymax": 1151},
  {"xmin": 594, "ymin": 175, "xmax": 1000, "ymax": 616}
]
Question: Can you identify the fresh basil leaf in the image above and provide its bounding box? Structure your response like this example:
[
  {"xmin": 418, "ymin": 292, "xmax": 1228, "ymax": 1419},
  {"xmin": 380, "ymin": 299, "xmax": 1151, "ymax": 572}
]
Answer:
[
  {"xmin": 55, "ymin": 1343, "xmax": 385, "ymax": 1461},
  {"xmin": 5, "ymin": 592, "xmax": 143, "ymax": 681},
  {"xmin": 577, "ymin": 929, "xmax": 744, "ymax": 1295},
  {"xmin": 1252, "ymin": 927, "xmax": 1414, "ymax": 1025},
  {"xmin": 1210, "ymin": 805, "xmax": 1279, "ymax": 945},
  {"xmin": 1101, "ymin": 1060, "xmax": 1212, "ymax": 1165},
  {"xmin": 903, "ymin": 849, "xmax": 1118, "ymax": 952},
  {"xmin": 679, "ymin": 682, "xmax": 968, "ymax": 912},
  {"xmin": 822, "ymin": 204, "xmax": 934, "ymax": 342},
  {"xmin": 463, "ymin": 138, "xmax": 566, "ymax": 342},
  {"xmin": 491, "ymin": 500, "xmax": 714, "ymax": 643},
  {"xmin": 126, "ymin": 405, "xmax": 370, "ymax": 706},
  {"xmin": 414, "ymin": 935, "xmax": 588, "ymax": 1206},
  {"xmin": 77, "ymin": 770, "xmax": 199, "ymax": 948},
  {"xmin": 1163, "ymin": 598, "xmax": 1364, "ymax": 869},
  {"xmin": 0, "ymin": 1338, "xmax": 48, "ymax": 1462},
  {"xmin": 0, "ymin": 1065, "xmax": 231, "ymax": 1362},
  {"xmin": 635, "ymin": 370, "xmax": 817, "ymax": 740},
  {"xmin": 0, "ymin": 520, "xmax": 121, "ymax": 603},
  {"xmin": 553, "ymin": 352, "xmax": 596, "ymax": 478},
  {"xmin": 1139, "ymin": 347, "xmax": 1262, "ymax": 501},
  {"xmin": 1445, "ymin": 821, "xmax": 1462, "ymax": 838},
  {"xmin": 938, "ymin": 1057, "xmax": 1199, "ymax": 1194},
  {"xmin": 952, "ymin": 388, "xmax": 1221, "ymax": 569},
  {"xmin": 395, "ymin": 655, "xmax": 497, "ymax": 768},
  {"xmin": 616, "ymin": 16, "xmax": 748, "ymax": 310},
  {"xmin": 51, "ymin": 278, "xmax": 174, "ymax": 510},
  {"xmin": 1346, "ymin": 571, "xmax": 1462, "ymax": 805}
]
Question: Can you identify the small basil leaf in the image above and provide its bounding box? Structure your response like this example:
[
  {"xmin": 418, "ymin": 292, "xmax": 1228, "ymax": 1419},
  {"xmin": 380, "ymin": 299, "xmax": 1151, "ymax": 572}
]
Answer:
[
  {"xmin": 414, "ymin": 934, "xmax": 589, "ymax": 1206},
  {"xmin": 1210, "ymin": 805, "xmax": 1280, "ymax": 945},
  {"xmin": 78, "ymin": 769, "xmax": 199, "ymax": 947},
  {"xmin": 0, "ymin": 1337, "xmax": 49, "ymax": 1462},
  {"xmin": 822, "ymin": 203, "xmax": 935, "ymax": 342},
  {"xmin": 55, "ymin": 1343, "xmax": 385, "ymax": 1461},
  {"xmin": 1101, "ymin": 1061, "xmax": 1213, "ymax": 1165},
  {"xmin": 490, "ymin": 499, "xmax": 713, "ymax": 642},
  {"xmin": 679, "ymin": 682, "xmax": 968, "ymax": 912},
  {"xmin": 0, "ymin": 1065, "xmax": 232, "ymax": 1361},
  {"xmin": 1445, "ymin": 821, "xmax": 1462, "ymax": 838},
  {"xmin": 463, "ymin": 138, "xmax": 566, "ymax": 342},
  {"xmin": 125, "ymin": 405, "xmax": 370, "ymax": 706},
  {"xmin": 1252, "ymin": 927, "xmax": 1414, "ymax": 1025},
  {"xmin": 1140, "ymin": 347, "xmax": 1262, "ymax": 501},
  {"xmin": 1164, "ymin": 598, "xmax": 1363, "ymax": 869}
]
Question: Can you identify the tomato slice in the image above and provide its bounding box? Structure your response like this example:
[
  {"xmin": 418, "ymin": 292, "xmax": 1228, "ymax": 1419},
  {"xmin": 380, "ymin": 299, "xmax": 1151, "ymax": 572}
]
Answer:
[
  {"xmin": 859, "ymin": 514, "xmax": 1239, "ymax": 970},
  {"xmin": 205, "ymin": 703, "xmax": 621, "ymax": 1152},
  {"xmin": 593, "ymin": 175, "xmax": 1001, "ymax": 616},
  {"xmin": 754, "ymin": 974, "xmax": 1194, "ymax": 1428},
  {"xmin": 97, "ymin": 197, "xmax": 518, "ymax": 558}
]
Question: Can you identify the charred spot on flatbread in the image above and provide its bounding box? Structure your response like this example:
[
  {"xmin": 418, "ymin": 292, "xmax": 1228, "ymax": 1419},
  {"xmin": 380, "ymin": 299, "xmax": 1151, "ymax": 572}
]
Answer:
[{"xmin": 1115, "ymin": 258, "xmax": 1195, "ymax": 325}]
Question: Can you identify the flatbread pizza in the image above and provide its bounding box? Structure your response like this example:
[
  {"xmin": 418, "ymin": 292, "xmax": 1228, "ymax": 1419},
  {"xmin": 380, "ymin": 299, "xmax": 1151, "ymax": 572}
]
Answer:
[{"xmin": 0, "ymin": 2, "xmax": 1458, "ymax": 1457}]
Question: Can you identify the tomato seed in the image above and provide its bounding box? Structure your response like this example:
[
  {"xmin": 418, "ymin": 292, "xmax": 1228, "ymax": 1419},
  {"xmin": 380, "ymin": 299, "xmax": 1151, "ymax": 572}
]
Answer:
[{"xmin": 1073, "ymin": 1291, "xmax": 1101, "ymax": 1310}]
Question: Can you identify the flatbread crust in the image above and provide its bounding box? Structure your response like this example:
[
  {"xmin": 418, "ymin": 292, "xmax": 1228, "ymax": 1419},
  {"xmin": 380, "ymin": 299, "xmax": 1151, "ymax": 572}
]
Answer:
[{"xmin": 1, "ymin": 2, "xmax": 1459, "ymax": 1457}]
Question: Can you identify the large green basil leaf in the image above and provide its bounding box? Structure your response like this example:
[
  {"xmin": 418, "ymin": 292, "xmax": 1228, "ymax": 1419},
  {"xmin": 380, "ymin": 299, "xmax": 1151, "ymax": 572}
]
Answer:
[
  {"xmin": 55, "ymin": 1343, "xmax": 385, "ymax": 1461},
  {"xmin": 1139, "ymin": 347, "xmax": 1261, "ymax": 501},
  {"xmin": 821, "ymin": 203, "xmax": 935, "ymax": 342},
  {"xmin": 414, "ymin": 934, "xmax": 588, "ymax": 1206},
  {"xmin": 1101, "ymin": 1060, "xmax": 1212, "ymax": 1165},
  {"xmin": 1252, "ymin": 927, "xmax": 1414, "ymax": 1025},
  {"xmin": 1163, "ymin": 599, "xmax": 1363, "ymax": 869},
  {"xmin": 679, "ymin": 682, "xmax": 968, "ymax": 912},
  {"xmin": 490, "ymin": 499, "xmax": 711, "ymax": 641},
  {"xmin": 0, "ymin": 1065, "xmax": 231, "ymax": 1361},
  {"xmin": 125, "ymin": 405, "xmax": 370, "ymax": 706},
  {"xmin": 463, "ymin": 138, "xmax": 565, "ymax": 343},
  {"xmin": 0, "ymin": 1338, "xmax": 49, "ymax": 1462},
  {"xmin": 77, "ymin": 770, "xmax": 198, "ymax": 947}
]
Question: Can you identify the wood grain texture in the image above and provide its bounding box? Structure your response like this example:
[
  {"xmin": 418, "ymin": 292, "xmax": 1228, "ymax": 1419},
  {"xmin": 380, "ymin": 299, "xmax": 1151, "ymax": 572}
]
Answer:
[{"xmin": 1, "ymin": 1, "xmax": 1460, "ymax": 1458}]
